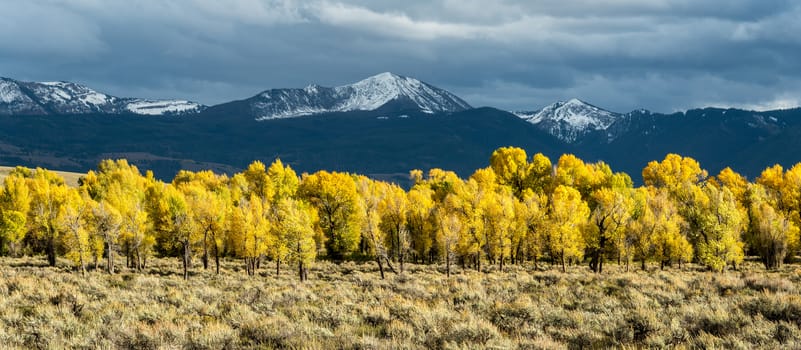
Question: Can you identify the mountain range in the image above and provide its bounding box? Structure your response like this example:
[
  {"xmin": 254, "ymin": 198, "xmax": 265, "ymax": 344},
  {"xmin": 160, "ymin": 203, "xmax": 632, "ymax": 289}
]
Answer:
[{"xmin": 1, "ymin": 73, "xmax": 799, "ymax": 184}]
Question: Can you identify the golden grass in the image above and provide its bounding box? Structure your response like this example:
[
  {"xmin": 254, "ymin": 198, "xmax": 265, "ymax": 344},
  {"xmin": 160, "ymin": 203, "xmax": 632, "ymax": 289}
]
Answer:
[
  {"xmin": 0, "ymin": 257, "xmax": 799, "ymax": 349},
  {"xmin": 0, "ymin": 166, "xmax": 83, "ymax": 187}
]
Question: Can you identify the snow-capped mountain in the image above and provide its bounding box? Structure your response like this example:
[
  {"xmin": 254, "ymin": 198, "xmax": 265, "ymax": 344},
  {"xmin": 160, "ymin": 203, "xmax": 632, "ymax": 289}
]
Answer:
[
  {"xmin": 515, "ymin": 99, "xmax": 622, "ymax": 143},
  {"xmin": 247, "ymin": 72, "xmax": 472, "ymax": 120},
  {"xmin": 0, "ymin": 77, "xmax": 205, "ymax": 116}
]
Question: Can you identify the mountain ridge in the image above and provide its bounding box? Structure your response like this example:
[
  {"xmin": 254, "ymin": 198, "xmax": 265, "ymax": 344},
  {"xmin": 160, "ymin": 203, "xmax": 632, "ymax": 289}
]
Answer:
[
  {"xmin": 0, "ymin": 77, "xmax": 206, "ymax": 116},
  {"xmin": 3, "ymin": 73, "xmax": 801, "ymax": 184}
]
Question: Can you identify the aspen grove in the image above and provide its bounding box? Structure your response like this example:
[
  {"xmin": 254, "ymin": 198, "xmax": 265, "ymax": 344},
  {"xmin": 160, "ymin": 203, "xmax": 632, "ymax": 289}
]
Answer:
[{"xmin": 1, "ymin": 148, "xmax": 799, "ymax": 280}]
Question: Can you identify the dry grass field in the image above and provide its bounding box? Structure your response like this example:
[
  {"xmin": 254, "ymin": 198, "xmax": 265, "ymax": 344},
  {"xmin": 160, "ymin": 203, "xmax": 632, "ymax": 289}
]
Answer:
[
  {"xmin": 0, "ymin": 257, "xmax": 799, "ymax": 349},
  {"xmin": 0, "ymin": 166, "xmax": 83, "ymax": 188}
]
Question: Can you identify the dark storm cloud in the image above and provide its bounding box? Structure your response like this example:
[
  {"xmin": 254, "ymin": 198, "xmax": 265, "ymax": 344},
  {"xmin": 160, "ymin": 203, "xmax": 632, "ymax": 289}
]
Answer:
[{"xmin": 2, "ymin": 0, "xmax": 800, "ymax": 113}]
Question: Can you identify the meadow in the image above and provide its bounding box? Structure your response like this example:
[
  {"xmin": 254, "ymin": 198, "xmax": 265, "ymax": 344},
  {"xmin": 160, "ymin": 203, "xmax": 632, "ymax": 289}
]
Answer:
[{"xmin": 0, "ymin": 256, "xmax": 799, "ymax": 349}]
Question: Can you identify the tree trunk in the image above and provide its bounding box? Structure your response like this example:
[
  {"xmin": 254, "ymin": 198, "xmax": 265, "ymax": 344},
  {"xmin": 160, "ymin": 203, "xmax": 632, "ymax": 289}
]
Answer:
[
  {"xmin": 78, "ymin": 248, "xmax": 86, "ymax": 276},
  {"xmin": 46, "ymin": 235, "xmax": 57, "ymax": 267},
  {"xmin": 298, "ymin": 260, "xmax": 304, "ymax": 281},
  {"xmin": 384, "ymin": 256, "xmax": 398, "ymax": 274},
  {"xmin": 276, "ymin": 259, "xmax": 281, "ymax": 276},
  {"xmin": 106, "ymin": 239, "xmax": 114, "ymax": 274},
  {"xmin": 202, "ymin": 229, "xmax": 209, "ymax": 270},
  {"xmin": 641, "ymin": 257, "xmax": 646, "ymax": 271},
  {"xmin": 135, "ymin": 248, "xmax": 142, "ymax": 271},
  {"xmin": 446, "ymin": 253, "xmax": 451, "ymax": 278},
  {"xmin": 377, "ymin": 256, "xmax": 385, "ymax": 280},
  {"xmin": 214, "ymin": 242, "xmax": 220, "ymax": 275},
  {"xmin": 399, "ymin": 251, "xmax": 404, "ymax": 274},
  {"xmin": 183, "ymin": 241, "xmax": 190, "ymax": 280},
  {"xmin": 560, "ymin": 252, "xmax": 566, "ymax": 273}
]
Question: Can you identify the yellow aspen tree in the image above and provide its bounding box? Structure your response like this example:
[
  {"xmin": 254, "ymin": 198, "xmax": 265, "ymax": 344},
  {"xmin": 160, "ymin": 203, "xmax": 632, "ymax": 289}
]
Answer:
[
  {"xmin": 587, "ymin": 187, "xmax": 633, "ymax": 273},
  {"xmin": 266, "ymin": 159, "xmax": 299, "ymax": 202},
  {"xmin": 481, "ymin": 189, "xmax": 515, "ymax": 271},
  {"xmin": 181, "ymin": 182, "xmax": 228, "ymax": 274},
  {"xmin": 356, "ymin": 177, "xmax": 394, "ymax": 279},
  {"xmin": 273, "ymin": 197, "xmax": 318, "ymax": 281},
  {"xmin": 527, "ymin": 153, "xmax": 553, "ymax": 194},
  {"xmin": 695, "ymin": 185, "xmax": 745, "ymax": 272},
  {"xmin": 435, "ymin": 204, "xmax": 462, "ymax": 277},
  {"xmin": 747, "ymin": 184, "xmax": 800, "ymax": 269},
  {"xmin": 231, "ymin": 195, "xmax": 270, "ymax": 276},
  {"xmin": 115, "ymin": 182, "xmax": 151, "ymax": 271},
  {"xmin": 490, "ymin": 146, "xmax": 532, "ymax": 198},
  {"xmin": 91, "ymin": 200, "xmax": 122, "ymax": 274},
  {"xmin": 647, "ymin": 188, "xmax": 692, "ymax": 269},
  {"xmin": 554, "ymin": 155, "xmax": 594, "ymax": 195},
  {"xmin": 426, "ymin": 168, "xmax": 462, "ymax": 202},
  {"xmin": 298, "ymin": 171, "xmax": 363, "ymax": 259},
  {"xmin": 263, "ymin": 160, "xmax": 299, "ymax": 275},
  {"xmin": 28, "ymin": 168, "xmax": 70, "ymax": 267},
  {"xmin": 453, "ymin": 179, "xmax": 485, "ymax": 270},
  {"xmin": 0, "ymin": 174, "xmax": 30, "ymax": 256},
  {"xmin": 516, "ymin": 189, "xmax": 548, "ymax": 268},
  {"xmin": 712, "ymin": 167, "xmax": 749, "ymax": 205},
  {"xmin": 60, "ymin": 189, "xmax": 94, "ymax": 275},
  {"xmin": 88, "ymin": 160, "xmax": 153, "ymax": 271},
  {"xmin": 642, "ymin": 154, "xmax": 707, "ymax": 193},
  {"xmin": 406, "ymin": 184, "xmax": 435, "ymax": 264},
  {"xmin": 243, "ymin": 160, "xmax": 274, "ymax": 199},
  {"xmin": 379, "ymin": 183, "xmax": 409, "ymax": 273},
  {"xmin": 547, "ymin": 185, "xmax": 589, "ymax": 272},
  {"xmin": 161, "ymin": 185, "xmax": 198, "ymax": 279}
]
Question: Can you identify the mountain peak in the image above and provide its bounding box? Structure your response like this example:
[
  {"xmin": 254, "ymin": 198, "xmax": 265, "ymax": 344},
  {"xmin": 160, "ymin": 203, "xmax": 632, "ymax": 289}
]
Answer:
[
  {"xmin": 515, "ymin": 98, "xmax": 621, "ymax": 143},
  {"xmin": 360, "ymin": 71, "xmax": 404, "ymax": 81},
  {"xmin": 249, "ymin": 73, "xmax": 471, "ymax": 120}
]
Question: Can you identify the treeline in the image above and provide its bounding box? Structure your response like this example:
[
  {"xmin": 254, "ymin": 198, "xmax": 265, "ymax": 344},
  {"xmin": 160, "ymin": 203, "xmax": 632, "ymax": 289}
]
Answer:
[{"xmin": 0, "ymin": 147, "xmax": 799, "ymax": 280}]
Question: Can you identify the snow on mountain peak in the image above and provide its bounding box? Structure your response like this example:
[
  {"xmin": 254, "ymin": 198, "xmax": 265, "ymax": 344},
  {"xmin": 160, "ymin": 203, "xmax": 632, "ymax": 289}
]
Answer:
[
  {"xmin": 0, "ymin": 77, "xmax": 206, "ymax": 116},
  {"xmin": 516, "ymin": 98, "xmax": 622, "ymax": 143},
  {"xmin": 251, "ymin": 72, "xmax": 471, "ymax": 120}
]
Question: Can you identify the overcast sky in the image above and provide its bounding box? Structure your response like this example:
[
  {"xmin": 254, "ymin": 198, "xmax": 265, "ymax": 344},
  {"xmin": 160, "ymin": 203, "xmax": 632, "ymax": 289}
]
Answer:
[{"xmin": 2, "ymin": 0, "xmax": 800, "ymax": 113}]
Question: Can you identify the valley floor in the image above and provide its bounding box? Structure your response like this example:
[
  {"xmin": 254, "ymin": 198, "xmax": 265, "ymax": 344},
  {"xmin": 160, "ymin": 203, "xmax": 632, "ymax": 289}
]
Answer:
[{"xmin": 0, "ymin": 257, "xmax": 799, "ymax": 349}]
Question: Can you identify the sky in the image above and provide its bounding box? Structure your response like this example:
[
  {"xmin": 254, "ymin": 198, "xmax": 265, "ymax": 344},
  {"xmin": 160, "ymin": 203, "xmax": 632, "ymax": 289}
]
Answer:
[{"xmin": 2, "ymin": 0, "xmax": 800, "ymax": 113}]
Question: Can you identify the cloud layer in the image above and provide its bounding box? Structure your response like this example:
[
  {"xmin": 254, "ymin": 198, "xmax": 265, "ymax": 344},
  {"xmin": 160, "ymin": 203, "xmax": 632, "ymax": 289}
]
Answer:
[{"xmin": 2, "ymin": 0, "xmax": 799, "ymax": 113}]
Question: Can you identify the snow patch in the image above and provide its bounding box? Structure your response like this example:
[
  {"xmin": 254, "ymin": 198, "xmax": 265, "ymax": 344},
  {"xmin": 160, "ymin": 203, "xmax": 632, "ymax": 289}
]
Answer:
[{"xmin": 125, "ymin": 100, "xmax": 203, "ymax": 115}]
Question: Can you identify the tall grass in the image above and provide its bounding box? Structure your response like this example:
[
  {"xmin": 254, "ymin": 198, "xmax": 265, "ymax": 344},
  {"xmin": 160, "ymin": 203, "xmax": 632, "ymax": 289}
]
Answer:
[{"xmin": 0, "ymin": 256, "xmax": 798, "ymax": 349}]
